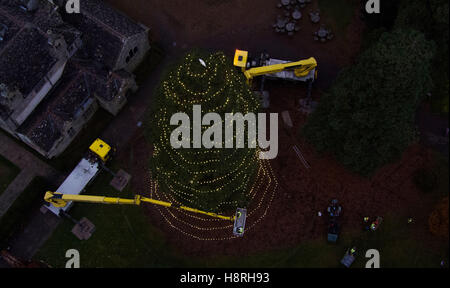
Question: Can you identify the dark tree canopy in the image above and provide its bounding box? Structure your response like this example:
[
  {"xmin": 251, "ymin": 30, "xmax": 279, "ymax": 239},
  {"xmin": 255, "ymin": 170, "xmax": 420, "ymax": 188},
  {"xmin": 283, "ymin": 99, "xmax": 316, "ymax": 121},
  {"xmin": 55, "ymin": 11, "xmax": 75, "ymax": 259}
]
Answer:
[
  {"xmin": 394, "ymin": 0, "xmax": 448, "ymax": 113},
  {"xmin": 303, "ymin": 29, "xmax": 435, "ymax": 175},
  {"xmin": 362, "ymin": 0, "xmax": 448, "ymax": 113},
  {"xmin": 147, "ymin": 51, "xmax": 260, "ymax": 212}
]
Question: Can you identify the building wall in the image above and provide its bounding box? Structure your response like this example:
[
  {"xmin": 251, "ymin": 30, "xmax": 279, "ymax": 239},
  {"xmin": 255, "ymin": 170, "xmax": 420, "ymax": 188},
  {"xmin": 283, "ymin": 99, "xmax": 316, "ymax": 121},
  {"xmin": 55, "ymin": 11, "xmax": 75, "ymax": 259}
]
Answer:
[
  {"xmin": 115, "ymin": 28, "xmax": 150, "ymax": 72},
  {"xmin": 95, "ymin": 92, "xmax": 127, "ymax": 116},
  {"xmin": 95, "ymin": 76, "xmax": 137, "ymax": 116}
]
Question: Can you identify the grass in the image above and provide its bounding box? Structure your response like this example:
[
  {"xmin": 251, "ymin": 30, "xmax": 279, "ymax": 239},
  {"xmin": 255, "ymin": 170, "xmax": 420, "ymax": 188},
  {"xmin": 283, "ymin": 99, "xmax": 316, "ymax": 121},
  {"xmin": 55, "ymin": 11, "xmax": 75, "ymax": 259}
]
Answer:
[
  {"xmin": 0, "ymin": 156, "xmax": 20, "ymax": 196},
  {"xmin": 198, "ymin": 217, "xmax": 446, "ymax": 268},
  {"xmin": 35, "ymin": 166, "xmax": 448, "ymax": 268},
  {"xmin": 0, "ymin": 177, "xmax": 49, "ymax": 247},
  {"xmin": 318, "ymin": 0, "xmax": 356, "ymax": 35},
  {"xmin": 34, "ymin": 161, "xmax": 184, "ymax": 268},
  {"xmin": 200, "ymin": 215, "xmax": 447, "ymax": 268}
]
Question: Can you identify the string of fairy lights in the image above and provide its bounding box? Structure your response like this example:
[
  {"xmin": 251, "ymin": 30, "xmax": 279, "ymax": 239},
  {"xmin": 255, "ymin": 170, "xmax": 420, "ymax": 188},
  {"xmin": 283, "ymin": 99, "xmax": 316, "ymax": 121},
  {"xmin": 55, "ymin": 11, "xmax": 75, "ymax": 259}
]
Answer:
[
  {"xmin": 145, "ymin": 158, "xmax": 278, "ymax": 240},
  {"xmin": 147, "ymin": 52, "xmax": 278, "ymax": 240}
]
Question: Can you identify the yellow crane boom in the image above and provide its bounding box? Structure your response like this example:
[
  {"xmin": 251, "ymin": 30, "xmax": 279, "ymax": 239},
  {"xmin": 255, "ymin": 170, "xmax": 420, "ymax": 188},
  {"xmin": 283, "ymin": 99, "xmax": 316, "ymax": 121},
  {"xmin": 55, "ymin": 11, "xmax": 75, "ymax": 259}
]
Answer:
[
  {"xmin": 242, "ymin": 58, "xmax": 317, "ymax": 80},
  {"xmin": 44, "ymin": 138, "xmax": 247, "ymax": 236},
  {"xmin": 234, "ymin": 49, "xmax": 318, "ymax": 84},
  {"xmin": 44, "ymin": 191, "xmax": 236, "ymax": 221}
]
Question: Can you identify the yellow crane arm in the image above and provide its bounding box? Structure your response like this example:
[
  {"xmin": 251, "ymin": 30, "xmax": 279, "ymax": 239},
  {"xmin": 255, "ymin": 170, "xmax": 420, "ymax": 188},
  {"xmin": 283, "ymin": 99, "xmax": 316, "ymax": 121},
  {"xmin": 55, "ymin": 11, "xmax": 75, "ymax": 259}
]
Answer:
[
  {"xmin": 44, "ymin": 191, "xmax": 235, "ymax": 221},
  {"xmin": 233, "ymin": 49, "xmax": 317, "ymax": 84},
  {"xmin": 244, "ymin": 57, "xmax": 317, "ymax": 81}
]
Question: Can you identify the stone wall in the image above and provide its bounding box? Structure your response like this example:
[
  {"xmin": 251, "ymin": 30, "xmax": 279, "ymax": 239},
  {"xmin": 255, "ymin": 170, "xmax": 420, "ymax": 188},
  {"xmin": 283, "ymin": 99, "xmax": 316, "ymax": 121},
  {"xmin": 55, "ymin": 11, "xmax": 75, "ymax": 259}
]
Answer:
[{"xmin": 115, "ymin": 28, "xmax": 150, "ymax": 72}]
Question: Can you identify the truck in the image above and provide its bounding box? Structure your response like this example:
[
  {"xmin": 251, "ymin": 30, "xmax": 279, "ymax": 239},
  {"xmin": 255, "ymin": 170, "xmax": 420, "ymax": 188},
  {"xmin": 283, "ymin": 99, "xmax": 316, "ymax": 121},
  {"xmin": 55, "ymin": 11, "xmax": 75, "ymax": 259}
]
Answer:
[{"xmin": 46, "ymin": 138, "xmax": 112, "ymax": 216}]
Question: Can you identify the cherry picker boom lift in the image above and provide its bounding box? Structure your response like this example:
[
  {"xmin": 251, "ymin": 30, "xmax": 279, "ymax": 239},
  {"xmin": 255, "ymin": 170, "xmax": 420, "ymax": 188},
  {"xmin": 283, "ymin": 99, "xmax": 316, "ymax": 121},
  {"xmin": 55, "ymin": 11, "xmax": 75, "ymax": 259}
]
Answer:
[
  {"xmin": 233, "ymin": 49, "xmax": 318, "ymax": 108},
  {"xmin": 44, "ymin": 139, "xmax": 248, "ymax": 237},
  {"xmin": 233, "ymin": 49, "xmax": 318, "ymax": 85}
]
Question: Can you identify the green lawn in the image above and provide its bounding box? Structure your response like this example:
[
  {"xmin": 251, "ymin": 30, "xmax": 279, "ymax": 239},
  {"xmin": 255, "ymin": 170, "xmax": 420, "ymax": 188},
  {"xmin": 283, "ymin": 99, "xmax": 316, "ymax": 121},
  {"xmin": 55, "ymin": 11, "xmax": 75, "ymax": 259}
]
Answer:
[
  {"xmin": 0, "ymin": 177, "xmax": 49, "ymax": 246},
  {"xmin": 35, "ymin": 164, "xmax": 448, "ymax": 268},
  {"xmin": 34, "ymin": 164, "xmax": 184, "ymax": 268},
  {"xmin": 197, "ymin": 215, "xmax": 447, "ymax": 268},
  {"xmin": 0, "ymin": 156, "xmax": 20, "ymax": 196}
]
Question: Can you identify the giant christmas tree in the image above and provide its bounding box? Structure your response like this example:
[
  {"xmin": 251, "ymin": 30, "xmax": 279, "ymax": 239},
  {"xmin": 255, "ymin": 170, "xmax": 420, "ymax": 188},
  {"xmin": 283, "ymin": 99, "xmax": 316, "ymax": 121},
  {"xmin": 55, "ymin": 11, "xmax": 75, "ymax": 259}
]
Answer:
[{"xmin": 147, "ymin": 51, "xmax": 260, "ymax": 213}]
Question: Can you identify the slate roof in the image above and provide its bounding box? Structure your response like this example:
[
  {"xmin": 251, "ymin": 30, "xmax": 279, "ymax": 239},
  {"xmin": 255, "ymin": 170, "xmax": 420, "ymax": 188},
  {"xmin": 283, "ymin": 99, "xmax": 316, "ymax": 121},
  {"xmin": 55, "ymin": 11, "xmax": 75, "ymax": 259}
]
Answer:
[
  {"xmin": 62, "ymin": 0, "xmax": 146, "ymax": 69},
  {"xmin": 18, "ymin": 59, "xmax": 132, "ymax": 152},
  {"xmin": 0, "ymin": 0, "xmax": 81, "ymax": 95},
  {"xmin": 0, "ymin": 26, "xmax": 57, "ymax": 95}
]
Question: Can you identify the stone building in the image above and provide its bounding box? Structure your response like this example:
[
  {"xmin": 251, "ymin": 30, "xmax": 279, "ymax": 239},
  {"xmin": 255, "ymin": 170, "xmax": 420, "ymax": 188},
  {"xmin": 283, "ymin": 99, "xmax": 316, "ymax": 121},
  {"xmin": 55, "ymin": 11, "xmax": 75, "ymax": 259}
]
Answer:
[
  {"xmin": 16, "ymin": 60, "xmax": 137, "ymax": 158},
  {"xmin": 0, "ymin": 0, "xmax": 82, "ymax": 132},
  {"xmin": 0, "ymin": 0, "xmax": 150, "ymax": 159},
  {"xmin": 60, "ymin": 0, "xmax": 150, "ymax": 72}
]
